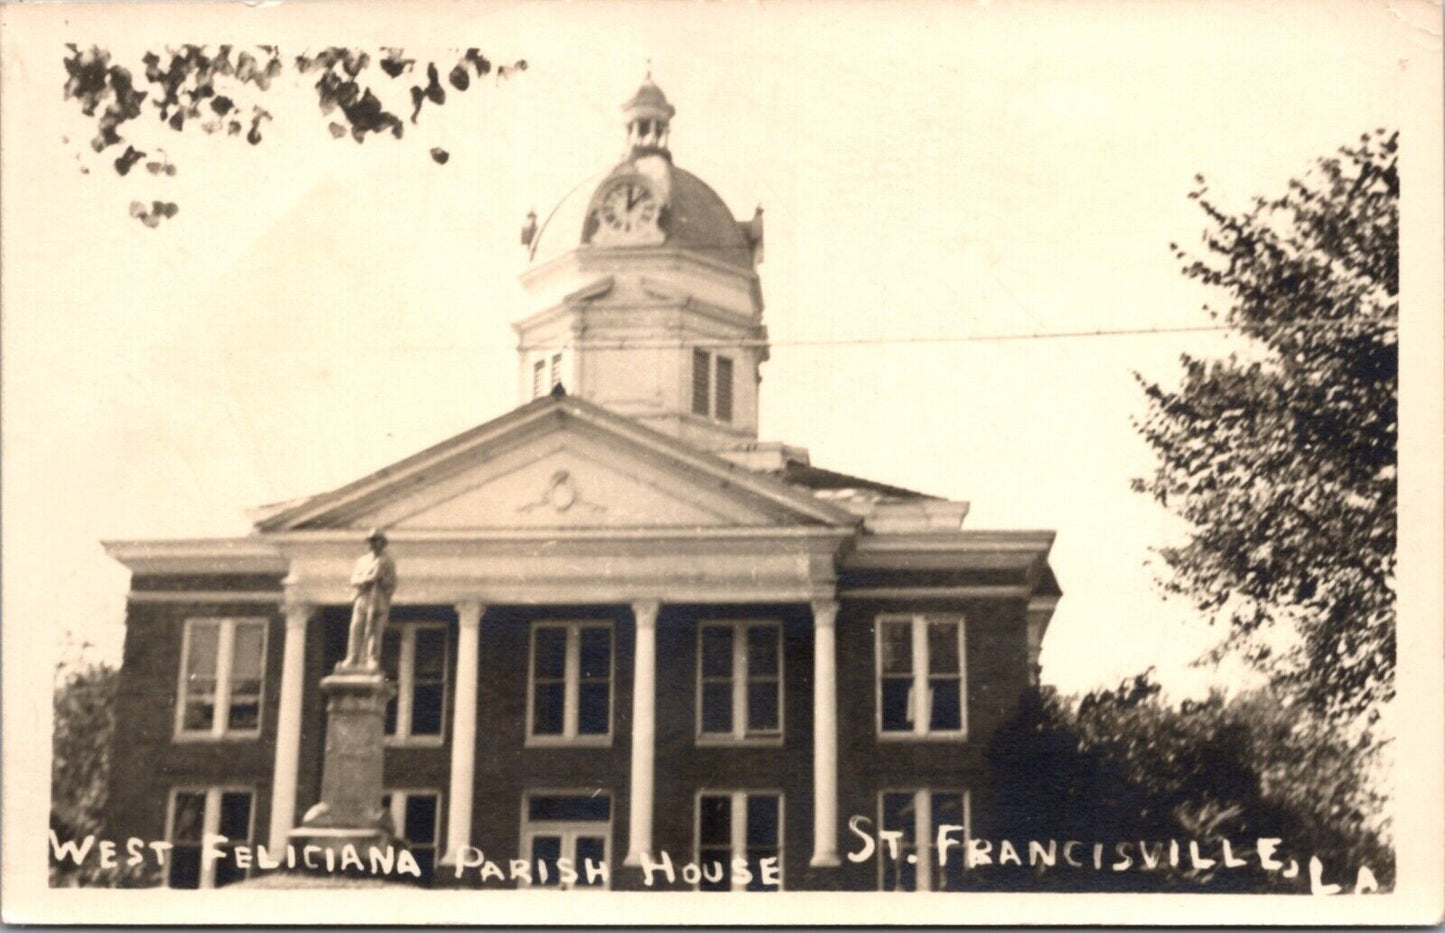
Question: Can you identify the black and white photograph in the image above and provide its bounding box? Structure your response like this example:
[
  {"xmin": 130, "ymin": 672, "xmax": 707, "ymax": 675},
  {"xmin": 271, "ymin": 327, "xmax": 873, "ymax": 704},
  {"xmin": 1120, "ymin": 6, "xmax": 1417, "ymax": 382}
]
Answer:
[{"xmin": 2, "ymin": 0, "xmax": 1442, "ymax": 924}]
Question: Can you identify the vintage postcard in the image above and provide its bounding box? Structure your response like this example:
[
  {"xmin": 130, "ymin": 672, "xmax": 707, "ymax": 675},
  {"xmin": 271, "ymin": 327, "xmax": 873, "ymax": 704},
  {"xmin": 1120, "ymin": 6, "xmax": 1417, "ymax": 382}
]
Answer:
[{"xmin": 2, "ymin": 0, "xmax": 1442, "ymax": 924}]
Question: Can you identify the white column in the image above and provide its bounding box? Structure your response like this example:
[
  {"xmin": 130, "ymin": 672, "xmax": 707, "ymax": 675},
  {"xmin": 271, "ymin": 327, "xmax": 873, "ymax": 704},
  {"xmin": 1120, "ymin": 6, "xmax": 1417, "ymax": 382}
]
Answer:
[
  {"xmin": 810, "ymin": 598, "xmax": 841, "ymax": 867},
  {"xmin": 624, "ymin": 600, "xmax": 660, "ymax": 866},
  {"xmin": 444, "ymin": 601, "xmax": 484, "ymax": 863},
  {"xmin": 268, "ymin": 599, "xmax": 313, "ymax": 849}
]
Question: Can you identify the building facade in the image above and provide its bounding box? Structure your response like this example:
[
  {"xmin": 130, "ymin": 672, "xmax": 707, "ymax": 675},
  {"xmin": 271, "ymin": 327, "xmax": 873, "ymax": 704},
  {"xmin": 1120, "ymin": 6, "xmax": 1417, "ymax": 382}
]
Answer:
[{"xmin": 102, "ymin": 78, "xmax": 1060, "ymax": 892}]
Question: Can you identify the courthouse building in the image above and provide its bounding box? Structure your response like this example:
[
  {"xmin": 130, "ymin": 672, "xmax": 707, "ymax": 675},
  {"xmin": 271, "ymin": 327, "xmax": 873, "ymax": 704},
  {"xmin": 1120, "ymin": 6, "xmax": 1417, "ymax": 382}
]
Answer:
[{"xmin": 103, "ymin": 78, "xmax": 1061, "ymax": 892}]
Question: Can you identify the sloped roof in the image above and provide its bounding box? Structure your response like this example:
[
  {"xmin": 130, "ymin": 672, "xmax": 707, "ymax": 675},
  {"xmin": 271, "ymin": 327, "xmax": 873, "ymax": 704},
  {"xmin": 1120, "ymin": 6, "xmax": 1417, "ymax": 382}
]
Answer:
[{"xmin": 251, "ymin": 392, "xmax": 860, "ymax": 533}]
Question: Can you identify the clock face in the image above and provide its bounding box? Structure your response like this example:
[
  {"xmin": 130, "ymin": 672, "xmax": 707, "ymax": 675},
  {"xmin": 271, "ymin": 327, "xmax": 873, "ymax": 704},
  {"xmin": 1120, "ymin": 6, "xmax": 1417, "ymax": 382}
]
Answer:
[{"xmin": 598, "ymin": 181, "xmax": 658, "ymax": 235}]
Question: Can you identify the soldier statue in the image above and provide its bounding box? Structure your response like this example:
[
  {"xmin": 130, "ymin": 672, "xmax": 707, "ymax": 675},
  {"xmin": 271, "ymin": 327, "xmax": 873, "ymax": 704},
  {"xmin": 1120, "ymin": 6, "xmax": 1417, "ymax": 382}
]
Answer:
[{"xmin": 343, "ymin": 528, "xmax": 398, "ymax": 670}]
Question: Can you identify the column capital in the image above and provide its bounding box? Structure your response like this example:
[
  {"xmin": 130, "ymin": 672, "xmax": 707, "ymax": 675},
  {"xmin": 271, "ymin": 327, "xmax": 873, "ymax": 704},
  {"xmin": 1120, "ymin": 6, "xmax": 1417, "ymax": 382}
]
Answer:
[
  {"xmin": 282, "ymin": 598, "xmax": 316, "ymax": 629},
  {"xmin": 454, "ymin": 600, "xmax": 485, "ymax": 628},
  {"xmin": 631, "ymin": 599, "xmax": 661, "ymax": 629},
  {"xmin": 810, "ymin": 599, "xmax": 839, "ymax": 626}
]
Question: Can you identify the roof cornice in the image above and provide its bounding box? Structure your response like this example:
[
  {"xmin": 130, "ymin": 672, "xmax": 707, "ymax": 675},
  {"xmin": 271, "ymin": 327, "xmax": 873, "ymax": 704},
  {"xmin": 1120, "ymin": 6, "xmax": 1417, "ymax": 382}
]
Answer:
[{"xmin": 253, "ymin": 395, "xmax": 860, "ymax": 533}]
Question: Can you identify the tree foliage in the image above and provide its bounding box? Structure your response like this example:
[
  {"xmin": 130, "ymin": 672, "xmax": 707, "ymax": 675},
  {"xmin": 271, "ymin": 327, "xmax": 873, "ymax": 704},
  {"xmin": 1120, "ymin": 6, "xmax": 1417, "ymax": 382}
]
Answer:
[
  {"xmin": 1133, "ymin": 129, "xmax": 1398, "ymax": 725},
  {"xmin": 50, "ymin": 659, "xmax": 155, "ymax": 886},
  {"xmin": 62, "ymin": 44, "xmax": 527, "ymax": 225},
  {"xmin": 987, "ymin": 676, "xmax": 1393, "ymax": 892}
]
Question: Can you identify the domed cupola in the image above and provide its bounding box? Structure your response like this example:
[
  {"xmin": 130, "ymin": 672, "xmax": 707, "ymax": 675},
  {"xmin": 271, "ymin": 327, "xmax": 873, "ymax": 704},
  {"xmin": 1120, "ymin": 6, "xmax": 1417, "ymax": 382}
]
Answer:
[
  {"xmin": 623, "ymin": 74, "xmax": 675, "ymax": 157},
  {"xmin": 514, "ymin": 75, "xmax": 770, "ymax": 452}
]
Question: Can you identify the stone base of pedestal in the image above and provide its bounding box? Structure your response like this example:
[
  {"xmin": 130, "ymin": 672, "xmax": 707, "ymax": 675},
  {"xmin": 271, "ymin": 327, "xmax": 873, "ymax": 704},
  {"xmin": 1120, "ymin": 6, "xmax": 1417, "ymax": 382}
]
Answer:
[{"xmin": 278, "ymin": 666, "xmax": 397, "ymax": 879}]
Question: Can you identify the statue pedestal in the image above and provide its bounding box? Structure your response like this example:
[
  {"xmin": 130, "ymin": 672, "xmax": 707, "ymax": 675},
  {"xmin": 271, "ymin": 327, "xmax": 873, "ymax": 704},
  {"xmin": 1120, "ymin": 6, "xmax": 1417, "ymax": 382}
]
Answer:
[{"xmin": 288, "ymin": 668, "xmax": 395, "ymax": 868}]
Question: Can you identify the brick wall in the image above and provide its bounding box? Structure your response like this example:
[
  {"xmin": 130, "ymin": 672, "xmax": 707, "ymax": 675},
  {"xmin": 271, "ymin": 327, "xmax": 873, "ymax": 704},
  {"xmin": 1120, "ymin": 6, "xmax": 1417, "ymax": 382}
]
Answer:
[{"xmin": 109, "ymin": 587, "xmax": 1031, "ymax": 892}]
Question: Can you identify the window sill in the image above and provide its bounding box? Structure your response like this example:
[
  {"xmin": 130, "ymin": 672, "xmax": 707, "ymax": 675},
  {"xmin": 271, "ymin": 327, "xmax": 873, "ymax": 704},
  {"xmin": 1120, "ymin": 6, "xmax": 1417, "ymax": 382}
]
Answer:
[
  {"xmin": 384, "ymin": 736, "xmax": 445, "ymax": 748},
  {"xmin": 695, "ymin": 734, "xmax": 785, "ymax": 748},
  {"xmin": 524, "ymin": 735, "xmax": 614, "ymax": 749},
  {"xmin": 172, "ymin": 731, "xmax": 262, "ymax": 743},
  {"xmin": 875, "ymin": 731, "xmax": 969, "ymax": 743}
]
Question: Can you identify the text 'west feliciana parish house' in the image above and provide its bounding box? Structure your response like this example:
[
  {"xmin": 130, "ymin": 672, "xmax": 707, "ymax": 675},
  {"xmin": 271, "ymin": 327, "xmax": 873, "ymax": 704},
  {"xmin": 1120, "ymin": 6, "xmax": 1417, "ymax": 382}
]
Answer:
[{"xmin": 102, "ymin": 77, "xmax": 1062, "ymax": 892}]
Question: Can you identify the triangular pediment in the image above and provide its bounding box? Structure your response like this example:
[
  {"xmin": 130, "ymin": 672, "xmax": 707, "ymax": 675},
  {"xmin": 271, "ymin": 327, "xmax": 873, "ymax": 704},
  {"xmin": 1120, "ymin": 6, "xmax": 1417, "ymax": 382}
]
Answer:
[{"xmin": 255, "ymin": 396, "xmax": 855, "ymax": 533}]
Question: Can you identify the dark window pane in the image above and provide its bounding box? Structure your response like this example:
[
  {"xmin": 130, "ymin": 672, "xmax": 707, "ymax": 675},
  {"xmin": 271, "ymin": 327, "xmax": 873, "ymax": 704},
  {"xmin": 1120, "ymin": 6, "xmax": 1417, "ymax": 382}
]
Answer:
[
  {"xmin": 700, "ymin": 627, "xmax": 732, "ymax": 678},
  {"xmin": 698, "ymin": 794, "xmax": 731, "ymax": 846},
  {"xmin": 932, "ymin": 793, "xmax": 967, "ymax": 891},
  {"xmin": 579, "ymin": 628, "xmax": 610, "ymax": 679},
  {"xmin": 532, "ymin": 835, "xmax": 561, "ymax": 887},
  {"xmin": 168, "ymin": 846, "xmax": 201, "ymax": 889},
  {"xmin": 575, "ymin": 836, "xmax": 607, "ymax": 885},
  {"xmin": 927, "ymin": 620, "xmax": 960, "ymax": 674},
  {"xmin": 881, "ymin": 677, "xmax": 912, "ymax": 731},
  {"xmin": 413, "ymin": 628, "xmax": 447, "ymax": 678},
  {"xmin": 577, "ymin": 682, "xmax": 610, "ymax": 735},
  {"xmin": 528, "ymin": 795, "xmax": 610, "ymax": 822},
  {"xmin": 699, "ymin": 848, "xmax": 731, "ymax": 891},
  {"xmin": 533, "ymin": 628, "xmax": 566, "ymax": 679},
  {"xmin": 412, "ymin": 683, "xmax": 444, "ymax": 736},
  {"xmin": 404, "ymin": 795, "xmax": 438, "ymax": 844},
  {"xmin": 881, "ymin": 793, "xmax": 915, "ymax": 837},
  {"xmin": 227, "ymin": 698, "xmax": 259, "ymax": 731},
  {"xmin": 746, "ymin": 796, "xmax": 779, "ymax": 847},
  {"xmin": 532, "ymin": 682, "xmax": 565, "ymax": 735},
  {"xmin": 692, "ymin": 349, "xmax": 711, "ymax": 415},
  {"xmin": 882, "ymin": 848, "xmax": 916, "ymax": 892},
  {"xmin": 215, "ymin": 851, "xmax": 248, "ymax": 887},
  {"xmin": 171, "ymin": 792, "xmax": 206, "ymax": 843},
  {"xmin": 413, "ymin": 849, "xmax": 436, "ymax": 885},
  {"xmin": 747, "ymin": 681, "xmax": 779, "ymax": 732},
  {"xmin": 381, "ymin": 629, "xmax": 402, "ymax": 679},
  {"xmin": 183, "ymin": 696, "xmax": 216, "ymax": 732},
  {"xmin": 931, "ymin": 793, "xmax": 964, "ymax": 829},
  {"xmin": 880, "ymin": 621, "xmax": 912, "ymax": 674},
  {"xmin": 929, "ymin": 677, "xmax": 962, "ymax": 731},
  {"xmin": 218, "ymin": 791, "xmax": 252, "ymax": 840},
  {"xmin": 701, "ymin": 683, "xmax": 733, "ymax": 733},
  {"xmin": 746, "ymin": 625, "xmax": 778, "ymax": 676},
  {"xmin": 715, "ymin": 356, "xmax": 734, "ymax": 422},
  {"xmin": 384, "ymin": 693, "xmax": 399, "ymax": 735}
]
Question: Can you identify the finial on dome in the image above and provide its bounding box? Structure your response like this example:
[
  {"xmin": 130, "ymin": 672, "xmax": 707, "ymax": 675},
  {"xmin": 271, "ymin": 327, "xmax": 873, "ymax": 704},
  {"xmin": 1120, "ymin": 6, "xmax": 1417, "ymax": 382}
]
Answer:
[{"xmin": 623, "ymin": 68, "xmax": 674, "ymax": 158}]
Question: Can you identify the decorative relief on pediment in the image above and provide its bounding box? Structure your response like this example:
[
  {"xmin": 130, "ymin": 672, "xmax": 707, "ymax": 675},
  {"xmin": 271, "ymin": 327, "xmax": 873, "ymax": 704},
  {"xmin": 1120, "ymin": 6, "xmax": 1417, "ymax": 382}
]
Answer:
[{"xmin": 517, "ymin": 469, "xmax": 606, "ymax": 516}]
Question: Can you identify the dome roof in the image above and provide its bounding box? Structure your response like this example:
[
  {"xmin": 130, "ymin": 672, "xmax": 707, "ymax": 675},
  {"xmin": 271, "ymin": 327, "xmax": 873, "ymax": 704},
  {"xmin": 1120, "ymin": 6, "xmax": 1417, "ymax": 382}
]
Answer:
[
  {"xmin": 625, "ymin": 77, "xmax": 674, "ymax": 117},
  {"xmin": 527, "ymin": 157, "xmax": 755, "ymax": 270}
]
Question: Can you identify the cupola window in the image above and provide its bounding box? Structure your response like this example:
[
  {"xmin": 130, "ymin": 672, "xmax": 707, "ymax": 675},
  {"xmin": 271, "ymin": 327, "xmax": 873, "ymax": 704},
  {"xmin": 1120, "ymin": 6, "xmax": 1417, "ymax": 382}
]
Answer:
[{"xmin": 692, "ymin": 350, "xmax": 735, "ymax": 424}]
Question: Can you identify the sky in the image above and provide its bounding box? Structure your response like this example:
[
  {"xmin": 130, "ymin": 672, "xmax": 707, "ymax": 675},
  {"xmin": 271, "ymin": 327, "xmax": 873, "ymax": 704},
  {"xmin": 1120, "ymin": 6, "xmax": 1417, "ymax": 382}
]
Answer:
[{"xmin": 0, "ymin": 0, "xmax": 1432, "ymax": 698}]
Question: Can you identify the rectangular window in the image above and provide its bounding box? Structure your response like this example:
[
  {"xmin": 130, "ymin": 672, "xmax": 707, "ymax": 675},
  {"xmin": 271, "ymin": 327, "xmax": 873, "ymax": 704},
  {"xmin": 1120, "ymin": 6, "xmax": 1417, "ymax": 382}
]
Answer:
[
  {"xmin": 695, "ymin": 791, "xmax": 783, "ymax": 892},
  {"xmin": 166, "ymin": 787, "xmax": 254, "ymax": 889},
  {"xmin": 532, "ymin": 359, "xmax": 546, "ymax": 399},
  {"xmin": 382, "ymin": 790, "xmax": 442, "ymax": 884},
  {"xmin": 714, "ymin": 356, "xmax": 734, "ymax": 423},
  {"xmin": 177, "ymin": 618, "xmax": 267, "ymax": 738},
  {"xmin": 692, "ymin": 348, "xmax": 711, "ymax": 416},
  {"xmin": 878, "ymin": 790, "xmax": 970, "ymax": 892},
  {"xmin": 550, "ymin": 352, "xmax": 563, "ymax": 390},
  {"xmin": 876, "ymin": 614, "xmax": 966, "ymax": 738},
  {"xmin": 697, "ymin": 622, "xmax": 782, "ymax": 741},
  {"xmin": 521, "ymin": 792, "xmax": 612, "ymax": 890},
  {"xmin": 528, "ymin": 622, "xmax": 613, "ymax": 743},
  {"xmin": 382, "ymin": 622, "xmax": 448, "ymax": 742}
]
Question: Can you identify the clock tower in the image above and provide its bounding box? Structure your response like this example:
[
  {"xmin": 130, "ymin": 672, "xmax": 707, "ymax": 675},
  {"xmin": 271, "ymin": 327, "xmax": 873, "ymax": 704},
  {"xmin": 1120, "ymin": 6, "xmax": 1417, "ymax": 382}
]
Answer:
[{"xmin": 516, "ymin": 76, "xmax": 768, "ymax": 451}]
